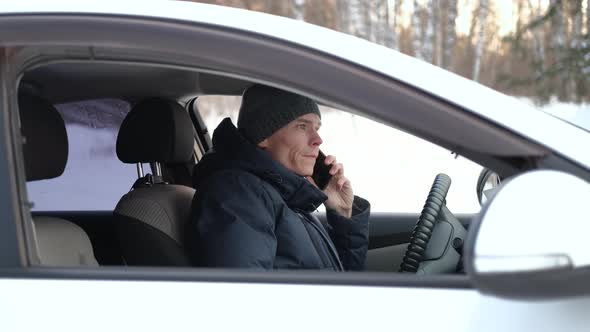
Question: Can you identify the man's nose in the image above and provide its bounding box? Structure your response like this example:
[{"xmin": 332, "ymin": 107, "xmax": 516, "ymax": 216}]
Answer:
[{"xmin": 311, "ymin": 130, "xmax": 323, "ymax": 146}]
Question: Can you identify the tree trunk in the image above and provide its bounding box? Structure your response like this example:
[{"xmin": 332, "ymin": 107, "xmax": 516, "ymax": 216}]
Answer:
[
  {"xmin": 375, "ymin": 0, "xmax": 389, "ymax": 45},
  {"xmin": 369, "ymin": 1, "xmax": 378, "ymax": 43},
  {"xmin": 527, "ymin": 0, "xmax": 546, "ymax": 70},
  {"xmin": 443, "ymin": 0, "xmax": 457, "ymax": 70},
  {"xmin": 569, "ymin": 0, "xmax": 583, "ymax": 101},
  {"xmin": 571, "ymin": 0, "xmax": 582, "ymax": 48},
  {"xmin": 412, "ymin": 0, "xmax": 424, "ymax": 59},
  {"xmin": 349, "ymin": 0, "xmax": 368, "ymax": 39},
  {"xmin": 293, "ymin": 0, "xmax": 305, "ymax": 21},
  {"xmin": 550, "ymin": 0, "xmax": 566, "ymax": 99},
  {"xmin": 432, "ymin": 0, "xmax": 442, "ymax": 66},
  {"xmin": 550, "ymin": 0, "xmax": 565, "ymax": 53},
  {"xmin": 472, "ymin": 0, "xmax": 488, "ymax": 82},
  {"xmin": 337, "ymin": 0, "xmax": 351, "ymax": 34},
  {"xmin": 391, "ymin": 0, "xmax": 404, "ymax": 49},
  {"xmin": 423, "ymin": 0, "xmax": 435, "ymax": 63}
]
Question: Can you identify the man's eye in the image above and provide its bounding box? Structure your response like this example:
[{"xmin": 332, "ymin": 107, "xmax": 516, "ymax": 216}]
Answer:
[{"xmin": 297, "ymin": 124, "xmax": 306, "ymax": 129}]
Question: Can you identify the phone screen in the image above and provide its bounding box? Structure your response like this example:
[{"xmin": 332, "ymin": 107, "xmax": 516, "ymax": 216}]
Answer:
[{"xmin": 311, "ymin": 150, "xmax": 332, "ymax": 190}]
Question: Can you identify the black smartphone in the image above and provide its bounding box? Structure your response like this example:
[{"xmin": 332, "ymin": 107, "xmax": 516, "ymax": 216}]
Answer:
[{"xmin": 312, "ymin": 150, "xmax": 332, "ymax": 190}]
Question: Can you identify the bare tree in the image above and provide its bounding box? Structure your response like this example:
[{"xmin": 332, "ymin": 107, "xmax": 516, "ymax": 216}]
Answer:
[
  {"xmin": 549, "ymin": 0, "xmax": 567, "ymax": 98},
  {"xmin": 550, "ymin": 0, "xmax": 565, "ymax": 53},
  {"xmin": 368, "ymin": 1, "xmax": 379, "ymax": 42},
  {"xmin": 374, "ymin": 0, "xmax": 390, "ymax": 45},
  {"xmin": 412, "ymin": 0, "xmax": 425, "ymax": 59},
  {"xmin": 293, "ymin": 0, "xmax": 305, "ymax": 21},
  {"xmin": 472, "ymin": 0, "xmax": 488, "ymax": 82},
  {"xmin": 528, "ymin": 0, "xmax": 546, "ymax": 69},
  {"xmin": 443, "ymin": 0, "xmax": 458, "ymax": 70},
  {"xmin": 418, "ymin": 0, "xmax": 435, "ymax": 63},
  {"xmin": 571, "ymin": 0, "xmax": 583, "ymax": 48},
  {"xmin": 337, "ymin": 0, "xmax": 351, "ymax": 33},
  {"xmin": 348, "ymin": 0, "xmax": 369, "ymax": 39},
  {"xmin": 568, "ymin": 0, "xmax": 583, "ymax": 100},
  {"xmin": 432, "ymin": 0, "xmax": 442, "ymax": 66},
  {"xmin": 391, "ymin": 0, "xmax": 404, "ymax": 50}
]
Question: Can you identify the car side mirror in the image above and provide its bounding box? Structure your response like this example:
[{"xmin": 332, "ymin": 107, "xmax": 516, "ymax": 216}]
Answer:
[
  {"xmin": 476, "ymin": 168, "xmax": 501, "ymax": 206},
  {"xmin": 465, "ymin": 170, "xmax": 590, "ymax": 300}
]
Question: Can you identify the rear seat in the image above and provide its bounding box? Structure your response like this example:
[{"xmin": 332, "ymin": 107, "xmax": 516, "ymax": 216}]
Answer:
[{"xmin": 19, "ymin": 93, "xmax": 98, "ymax": 267}]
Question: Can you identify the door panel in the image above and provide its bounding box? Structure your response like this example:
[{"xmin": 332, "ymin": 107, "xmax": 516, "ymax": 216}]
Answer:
[
  {"xmin": 365, "ymin": 244, "xmax": 408, "ymax": 272},
  {"xmin": 4, "ymin": 277, "xmax": 589, "ymax": 332}
]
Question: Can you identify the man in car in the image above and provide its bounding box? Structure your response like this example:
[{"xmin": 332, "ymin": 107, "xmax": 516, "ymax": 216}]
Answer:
[{"xmin": 190, "ymin": 84, "xmax": 370, "ymax": 270}]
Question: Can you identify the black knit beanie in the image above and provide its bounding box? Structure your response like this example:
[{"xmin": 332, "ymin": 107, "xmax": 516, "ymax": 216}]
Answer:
[{"xmin": 237, "ymin": 84, "xmax": 321, "ymax": 144}]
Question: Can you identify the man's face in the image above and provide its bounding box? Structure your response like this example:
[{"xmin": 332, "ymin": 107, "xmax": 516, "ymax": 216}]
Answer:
[{"xmin": 258, "ymin": 113, "xmax": 322, "ymax": 177}]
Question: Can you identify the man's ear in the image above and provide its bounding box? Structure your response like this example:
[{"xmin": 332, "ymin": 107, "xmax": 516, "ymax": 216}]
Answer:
[{"xmin": 257, "ymin": 138, "xmax": 269, "ymax": 149}]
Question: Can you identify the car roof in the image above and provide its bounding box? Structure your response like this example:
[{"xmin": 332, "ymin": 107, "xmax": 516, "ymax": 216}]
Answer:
[{"xmin": 3, "ymin": 1, "xmax": 590, "ymax": 169}]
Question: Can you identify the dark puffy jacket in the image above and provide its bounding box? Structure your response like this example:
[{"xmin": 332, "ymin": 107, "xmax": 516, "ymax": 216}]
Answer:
[{"xmin": 189, "ymin": 118, "xmax": 370, "ymax": 271}]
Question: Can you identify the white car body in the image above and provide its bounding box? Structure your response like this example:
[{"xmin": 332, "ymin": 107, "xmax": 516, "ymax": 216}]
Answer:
[{"xmin": 1, "ymin": 2, "xmax": 589, "ymax": 331}]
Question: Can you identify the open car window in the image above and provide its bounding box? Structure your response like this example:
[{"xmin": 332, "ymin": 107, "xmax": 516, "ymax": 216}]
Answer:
[{"xmin": 197, "ymin": 96, "xmax": 483, "ymax": 214}]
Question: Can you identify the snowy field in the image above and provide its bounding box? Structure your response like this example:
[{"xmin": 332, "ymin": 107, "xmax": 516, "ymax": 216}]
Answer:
[{"xmin": 26, "ymin": 99, "xmax": 589, "ymax": 214}]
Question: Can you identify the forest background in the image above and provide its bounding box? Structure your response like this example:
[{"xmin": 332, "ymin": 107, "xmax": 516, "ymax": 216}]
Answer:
[{"xmin": 188, "ymin": 0, "xmax": 590, "ymax": 106}]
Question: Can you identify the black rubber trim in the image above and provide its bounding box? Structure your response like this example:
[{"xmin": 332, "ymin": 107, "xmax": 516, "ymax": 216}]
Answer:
[
  {"xmin": 0, "ymin": 266, "xmax": 472, "ymax": 289},
  {"xmin": 471, "ymin": 265, "xmax": 590, "ymax": 300}
]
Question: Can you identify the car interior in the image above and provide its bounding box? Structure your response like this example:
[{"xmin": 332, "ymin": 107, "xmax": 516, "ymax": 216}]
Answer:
[{"xmin": 13, "ymin": 60, "xmax": 555, "ymax": 274}]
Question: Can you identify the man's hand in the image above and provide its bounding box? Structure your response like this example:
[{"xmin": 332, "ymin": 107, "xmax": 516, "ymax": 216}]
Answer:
[{"xmin": 309, "ymin": 155, "xmax": 353, "ymax": 218}]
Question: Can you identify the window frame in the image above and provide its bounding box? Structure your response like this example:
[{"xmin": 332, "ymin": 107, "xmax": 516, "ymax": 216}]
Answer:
[{"xmin": 0, "ymin": 12, "xmax": 557, "ymax": 290}]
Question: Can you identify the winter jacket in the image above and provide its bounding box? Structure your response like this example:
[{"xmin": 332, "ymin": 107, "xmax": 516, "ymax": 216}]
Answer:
[{"xmin": 189, "ymin": 118, "xmax": 370, "ymax": 271}]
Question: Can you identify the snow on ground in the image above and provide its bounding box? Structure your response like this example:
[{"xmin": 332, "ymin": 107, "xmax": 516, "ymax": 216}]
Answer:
[{"xmin": 26, "ymin": 99, "xmax": 588, "ymax": 214}]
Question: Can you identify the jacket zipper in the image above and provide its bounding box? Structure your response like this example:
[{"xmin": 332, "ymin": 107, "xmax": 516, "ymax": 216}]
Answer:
[{"xmin": 297, "ymin": 211, "xmax": 344, "ymax": 271}]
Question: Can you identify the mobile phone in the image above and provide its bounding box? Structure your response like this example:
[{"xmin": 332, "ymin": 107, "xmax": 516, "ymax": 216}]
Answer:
[{"xmin": 311, "ymin": 150, "xmax": 332, "ymax": 190}]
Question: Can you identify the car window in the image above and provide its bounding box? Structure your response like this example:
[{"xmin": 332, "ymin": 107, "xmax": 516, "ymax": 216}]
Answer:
[
  {"xmin": 197, "ymin": 96, "xmax": 482, "ymax": 213},
  {"xmin": 26, "ymin": 99, "xmax": 137, "ymax": 211}
]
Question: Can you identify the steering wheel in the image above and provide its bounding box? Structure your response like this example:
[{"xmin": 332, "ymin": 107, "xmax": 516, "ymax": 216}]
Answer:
[{"xmin": 399, "ymin": 174, "xmax": 454, "ymax": 273}]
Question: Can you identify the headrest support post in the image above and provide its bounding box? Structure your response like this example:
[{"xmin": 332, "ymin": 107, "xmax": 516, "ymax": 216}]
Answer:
[
  {"xmin": 150, "ymin": 162, "xmax": 162, "ymax": 177},
  {"xmin": 136, "ymin": 163, "xmax": 144, "ymax": 178}
]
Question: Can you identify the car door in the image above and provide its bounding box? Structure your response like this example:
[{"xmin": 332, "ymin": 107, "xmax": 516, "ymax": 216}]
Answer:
[{"xmin": 1, "ymin": 4, "xmax": 590, "ymax": 332}]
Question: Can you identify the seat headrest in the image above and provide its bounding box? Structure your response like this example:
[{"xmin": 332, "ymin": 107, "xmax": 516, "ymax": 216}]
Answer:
[
  {"xmin": 116, "ymin": 98, "xmax": 194, "ymax": 164},
  {"xmin": 18, "ymin": 93, "xmax": 68, "ymax": 181}
]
